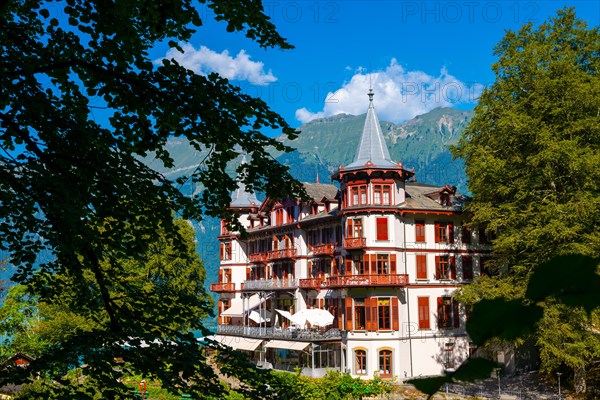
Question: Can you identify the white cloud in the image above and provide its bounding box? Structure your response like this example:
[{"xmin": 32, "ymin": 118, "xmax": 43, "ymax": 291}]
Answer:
[
  {"xmin": 159, "ymin": 44, "xmax": 277, "ymax": 86},
  {"xmin": 296, "ymin": 59, "xmax": 483, "ymax": 124}
]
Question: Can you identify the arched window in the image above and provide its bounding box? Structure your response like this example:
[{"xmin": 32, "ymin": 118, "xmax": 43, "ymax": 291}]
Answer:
[
  {"xmin": 355, "ymin": 350, "xmax": 367, "ymax": 375},
  {"xmin": 378, "ymin": 349, "xmax": 392, "ymax": 378}
]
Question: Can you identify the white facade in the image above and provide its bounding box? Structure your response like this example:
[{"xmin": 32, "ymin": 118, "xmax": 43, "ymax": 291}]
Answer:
[{"xmin": 211, "ymin": 92, "xmax": 490, "ymax": 380}]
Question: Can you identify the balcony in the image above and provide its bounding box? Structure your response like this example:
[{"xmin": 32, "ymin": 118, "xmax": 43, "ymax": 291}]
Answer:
[
  {"xmin": 299, "ymin": 278, "xmax": 326, "ymax": 290},
  {"xmin": 268, "ymin": 248, "xmax": 297, "ymax": 261},
  {"xmin": 217, "ymin": 324, "xmax": 342, "ymax": 341},
  {"xmin": 309, "ymin": 243, "xmax": 335, "ymax": 257},
  {"xmin": 326, "ymin": 274, "xmax": 409, "ymax": 288},
  {"xmin": 242, "ymin": 278, "xmax": 298, "ymax": 291},
  {"xmin": 248, "ymin": 252, "xmax": 268, "ymax": 264},
  {"xmin": 343, "ymin": 237, "xmax": 366, "ymax": 249},
  {"xmin": 210, "ymin": 282, "xmax": 236, "ymax": 293}
]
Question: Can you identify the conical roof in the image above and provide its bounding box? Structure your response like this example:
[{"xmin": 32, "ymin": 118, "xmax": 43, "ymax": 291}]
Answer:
[
  {"xmin": 230, "ymin": 155, "xmax": 260, "ymax": 207},
  {"xmin": 345, "ymin": 90, "xmax": 397, "ymax": 169}
]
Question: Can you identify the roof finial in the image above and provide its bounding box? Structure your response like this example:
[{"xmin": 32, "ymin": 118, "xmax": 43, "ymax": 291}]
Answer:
[
  {"xmin": 315, "ymin": 168, "xmax": 320, "ymax": 184},
  {"xmin": 368, "ymin": 73, "xmax": 374, "ymax": 102}
]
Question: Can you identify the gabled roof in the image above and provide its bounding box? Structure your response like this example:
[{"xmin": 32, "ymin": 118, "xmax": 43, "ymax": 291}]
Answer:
[
  {"xmin": 402, "ymin": 182, "xmax": 469, "ymax": 212},
  {"xmin": 345, "ymin": 90, "xmax": 398, "ymax": 169},
  {"xmin": 230, "ymin": 155, "xmax": 260, "ymax": 208}
]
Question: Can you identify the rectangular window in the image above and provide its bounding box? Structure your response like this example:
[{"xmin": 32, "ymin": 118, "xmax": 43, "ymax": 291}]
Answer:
[
  {"xmin": 437, "ymin": 297, "xmax": 460, "ymax": 329},
  {"xmin": 347, "ymin": 218, "xmax": 363, "ymax": 238},
  {"xmin": 286, "ymin": 206, "xmax": 294, "ymax": 223},
  {"xmin": 355, "ymin": 350, "xmax": 367, "ymax": 375},
  {"xmin": 359, "ymin": 186, "xmax": 367, "ymax": 204},
  {"xmin": 461, "ymin": 225, "xmax": 472, "ymax": 244},
  {"xmin": 376, "ymin": 217, "xmax": 388, "ymax": 241},
  {"xmin": 383, "ymin": 185, "xmax": 391, "ymax": 205},
  {"xmin": 373, "ymin": 185, "xmax": 382, "ymax": 204},
  {"xmin": 376, "ymin": 254, "xmax": 389, "ymax": 275},
  {"xmin": 444, "ymin": 343, "xmax": 455, "ymax": 369},
  {"xmin": 377, "ymin": 298, "xmax": 391, "ymax": 330},
  {"xmin": 415, "ymin": 220, "xmax": 425, "ymax": 242},
  {"xmin": 436, "ymin": 255, "xmax": 450, "ymax": 279},
  {"xmin": 351, "ymin": 187, "xmax": 359, "ymax": 206},
  {"xmin": 462, "ymin": 256, "xmax": 473, "ymax": 280},
  {"xmin": 416, "ymin": 255, "xmax": 427, "ymax": 280},
  {"xmin": 354, "ymin": 299, "xmax": 366, "ymax": 330},
  {"xmin": 379, "ymin": 350, "xmax": 392, "ymax": 377},
  {"xmin": 418, "ymin": 297, "xmax": 430, "ymax": 329},
  {"xmin": 353, "ymin": 254, "xmax": 366, "ymax": 275},
  {"xmin": 435, "ymin": 222, "xmax": 447, "ymax": 243},
  {"xmin": 434, "ymin": 222, "xmax": 454, "ymax": 243}
]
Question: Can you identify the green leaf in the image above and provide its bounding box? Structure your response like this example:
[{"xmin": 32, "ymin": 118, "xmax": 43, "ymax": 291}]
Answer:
[
  {"xmin": 466, "ymin": 299, "xmax": 543, "ymax": 345},
  {"xmin": 39, "ymin": 9, "xmax": 50, "ymax": 18},
  {"xmin": 526, "ymin": 254, "xmax": 600, "ymax": 314}
]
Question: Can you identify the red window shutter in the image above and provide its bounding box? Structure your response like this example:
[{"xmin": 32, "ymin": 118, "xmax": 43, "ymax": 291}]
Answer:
[
  {"xmin": 448, "ymin": 222, "xmax": 454, "ymax": 244},
  {"xmin": 416, "ymin": 255, "xmax": 427, "ymax": 280},
  {"xmin": 434, "ymin": 222, "xmax": 440, "ymax": 243},
  {"xmin": 391, "ymin": 297, "xmax": 399, "ymax": 331},
  {"xmin": 363, "ymin": 254, "xmax": 370, "ymax": 274},
  {"xmin": 370, "ymin": 254, "xmax": 377, "ymax": 275},
  {"xmin": 453, "ymin": 300, "xmax": 460, "ymax": 328},
  {"xmin": 346, "ymin": 298, "xmax": 353, "ymax": 331},
  {"xmin": 435, "ymin": 256, "xmax": 441, "ymax": 279},
  {"xmin": 376, "ymin": 218, "xmax": 388, "ymax": 241},
  {"xmin": 337, "ymin": 299, "xmax": 343, "ymax": 329},
  {"xmin": 418, "ymin": 297, "xmax": 430, "ymax": 329},
  {"xmin": 437, "ymin": 297, "xmax": 443, "ymax": 328},
  {"xmin": 219, "ymin": 244, "xmax": 224, "ymax": 260},
  {"xmin": 218, "ymin": 300, "xmax": 223, "ymax": 324},
  {"xmin": 345, "ymin": 258, "xmax": 352, "ymax": 276},
  {"xmin": 390, "ymin": 254, "xmax": 397, "ymax": 274},
  {"xmin": 415, "ymin": 220, "xmax": 425, "ymax": 242},
  {"xmin": 246, "ymin": 267, "xmax": 251, "ymax": 280},
  {"xmin": 371, "ymin": 298, "xmax": 378, "ymax": 332},
  {"xmin": 365, "ymin": 298, "xmax": 372, "ymax": 331},
  {"xmin": 347, "ymin": 219, "xmax": 353, "ymax": 236},
  {"xmin": 450, "ymin": 256, "xmax": 456, "ymax": 280},
  {"xmin": 218, "ymin": 270, "xmax": 223, "ymax": 283}
]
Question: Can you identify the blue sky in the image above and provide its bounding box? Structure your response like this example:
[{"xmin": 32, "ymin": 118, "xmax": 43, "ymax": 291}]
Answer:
[{"xmin": 152, "ymin": 1, "xmax": 599, "ymax": 131}]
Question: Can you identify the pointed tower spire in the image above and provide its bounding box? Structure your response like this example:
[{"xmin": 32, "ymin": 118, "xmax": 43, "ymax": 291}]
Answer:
[
  {"xmin": 345, "ymin": 89, "xmax": 396, "ymax": 169},
  {"xmin": 230, "ymin": 154, "xmax": 260, "ymax": 207}
]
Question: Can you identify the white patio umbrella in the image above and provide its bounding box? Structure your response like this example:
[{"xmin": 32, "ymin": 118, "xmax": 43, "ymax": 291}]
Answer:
[
  {"xmin": 276, "ymin": 309, "xmax": 306, "ymax": 327},
  {"xmin": 248, "ymin": 309, "xmax": 272, "ymax": 324},
  {"xmin": 294, "ymin": 308, "xmax": 334, "ymax": 328}
]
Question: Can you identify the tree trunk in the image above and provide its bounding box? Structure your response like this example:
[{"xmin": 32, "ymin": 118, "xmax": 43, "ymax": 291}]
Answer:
[{"xmin": 574, "ymin": 365, "xmax": 587, "ymax": 395}]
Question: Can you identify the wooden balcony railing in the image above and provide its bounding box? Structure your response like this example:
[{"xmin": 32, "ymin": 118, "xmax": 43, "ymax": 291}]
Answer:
[
  {"xmin": 248, "ymin": 252, "xmax": 268, "ymax": 263},
  {"xmin": 326, "ymin": 274, "xmax": 409, "ymax": 288},
  {"xmin": 242, "ymin": 278, "xmax": 298, "ymax": 291},
  {"xmin": 343, "ymin": 237, "xmax": 366, "ymax": 249},
  {"xmin": 210, "ymin": 282, "xmax": 236, "ymax": 292},
  {"xmin": 299, "ymin": 278, "xmax": 326, "ymax": 290},
  {"xmin": 310, "ymin": 243, "xmax": 335, "ymax": 257},
  {"xmin": 268, "ymin": 248, "xmax": 297, "ymax": 260}
]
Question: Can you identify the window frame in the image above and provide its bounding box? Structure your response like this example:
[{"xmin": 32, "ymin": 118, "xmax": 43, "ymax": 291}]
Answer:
[
  {"xmin": 355, "ymin": 349, "xmax": 367, "ymax": 375},
  {"xmin": 378, "ymin": 349, "xmax": 393, "ymax": 378}
]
